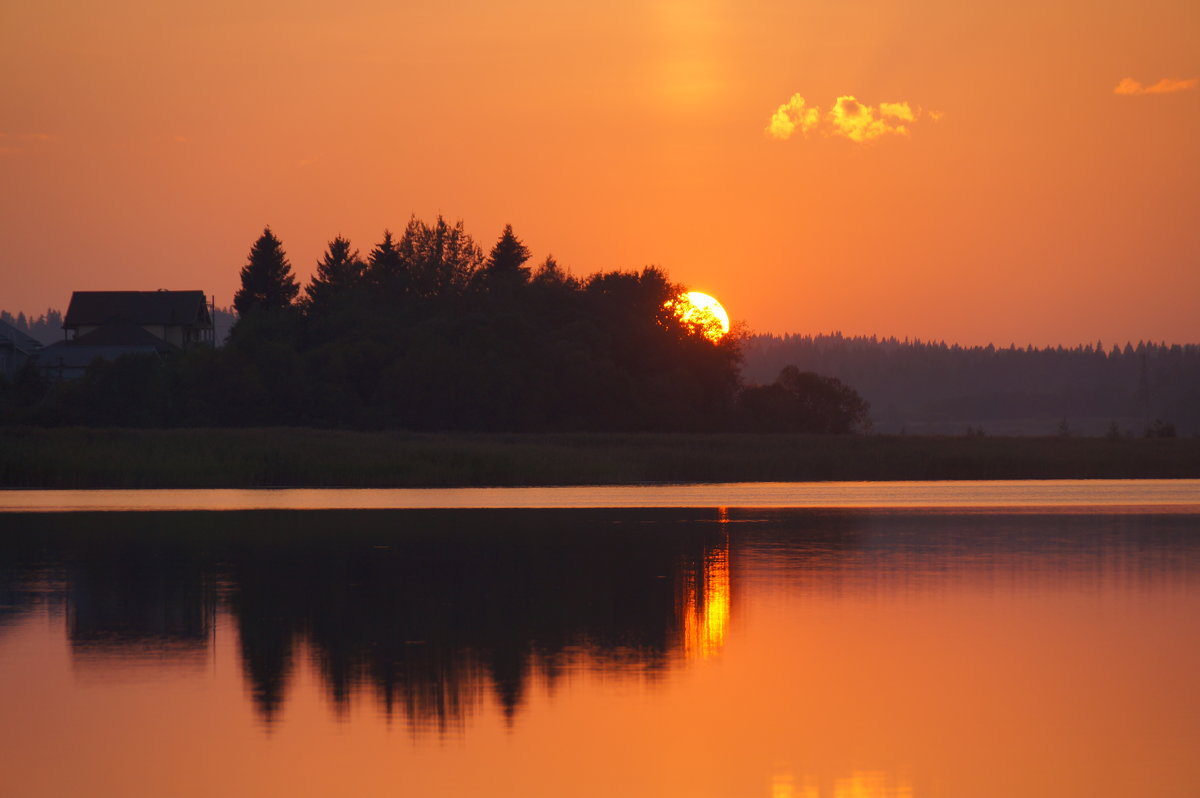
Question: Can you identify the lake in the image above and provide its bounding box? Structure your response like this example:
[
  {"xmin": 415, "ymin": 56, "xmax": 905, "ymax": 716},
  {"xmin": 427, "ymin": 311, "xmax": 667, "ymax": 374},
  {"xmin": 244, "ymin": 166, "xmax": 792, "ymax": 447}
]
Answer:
[{"xmin": 1, "ymin": 481, "xmax": 1198, "ymax": 797}]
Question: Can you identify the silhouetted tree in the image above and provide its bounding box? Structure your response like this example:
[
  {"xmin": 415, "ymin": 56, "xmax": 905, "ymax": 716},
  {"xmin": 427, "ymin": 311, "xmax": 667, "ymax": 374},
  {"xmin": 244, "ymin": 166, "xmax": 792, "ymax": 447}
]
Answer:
[
  {"xmin": 477, "ymin": 224, "xmax": 531, "ymax": 292},
  {"xmin": 739, "ymin": 366, "xmax": 870, "ymax": 433},
  {"xmin": 531, "ymin": 255, "xmax": 574, "ymax": 289},
  {"xmin": 398, "ymin": 216, "xmax": 483, "ymax": 299},
  {"xmin": 233, "ymin": 228, "xmax": 299, "ymax": 316},
  {"xmin": 305, "ymin": 236, "xmax": 364, "ymax": 316},
  {"xmin": 364, "ymin": 230, "xmax": 407, "ymax": 297}
]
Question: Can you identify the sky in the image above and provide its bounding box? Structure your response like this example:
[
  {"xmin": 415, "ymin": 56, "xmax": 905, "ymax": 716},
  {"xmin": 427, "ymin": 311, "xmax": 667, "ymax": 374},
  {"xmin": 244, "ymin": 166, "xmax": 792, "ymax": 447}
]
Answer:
[{"xmin": 1, "ymin": 0, "xmax": 1197, "ymax": 346}]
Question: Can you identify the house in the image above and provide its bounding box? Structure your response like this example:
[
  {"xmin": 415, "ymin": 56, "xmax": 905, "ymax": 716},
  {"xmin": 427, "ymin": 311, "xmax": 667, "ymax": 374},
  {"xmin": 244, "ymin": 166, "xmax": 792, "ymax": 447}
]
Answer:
[
  {"xmin": 37, "ymin": 290, "xmax": 214, "ymax": 379},
  {"xmin": 0, "ymin": 318, "xmax": 43, "ymax": 381},
  {"xmin": 62, "ymin": 290, "xmax": 214, "ymax": 347}
]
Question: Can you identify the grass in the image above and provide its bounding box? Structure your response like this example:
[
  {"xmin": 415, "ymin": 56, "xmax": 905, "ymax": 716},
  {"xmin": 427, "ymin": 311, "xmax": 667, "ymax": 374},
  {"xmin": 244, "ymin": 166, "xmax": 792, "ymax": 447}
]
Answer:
[{"xmin": 2, "ymin": 427, "xmax": 1199, "ymax": 489}]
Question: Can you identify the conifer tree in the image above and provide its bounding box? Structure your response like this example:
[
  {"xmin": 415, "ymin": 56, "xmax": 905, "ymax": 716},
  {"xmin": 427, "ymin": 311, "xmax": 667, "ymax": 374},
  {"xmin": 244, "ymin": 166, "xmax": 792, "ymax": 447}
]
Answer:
[
  {"xmin": 479, "ymin": 224, "xmax": 531, "ymax": 290},
  {"xmin": 234, "ymin": 227, "xmax": 299, "ymax": 315},
  {"xmin": 365, "ymin": 229, "xmax": 406, "ymax": 294},
  {"xmin": 305, "ymin": 235, "xmax": 364, "ymax": 316}
]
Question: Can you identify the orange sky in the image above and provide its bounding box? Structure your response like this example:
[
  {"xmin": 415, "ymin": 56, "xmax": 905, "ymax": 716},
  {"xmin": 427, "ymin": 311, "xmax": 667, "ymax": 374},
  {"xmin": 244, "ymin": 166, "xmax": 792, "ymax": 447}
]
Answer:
[{"xmin": 2, "ymin": 0, "xmax": 1197, "ymax": 345}]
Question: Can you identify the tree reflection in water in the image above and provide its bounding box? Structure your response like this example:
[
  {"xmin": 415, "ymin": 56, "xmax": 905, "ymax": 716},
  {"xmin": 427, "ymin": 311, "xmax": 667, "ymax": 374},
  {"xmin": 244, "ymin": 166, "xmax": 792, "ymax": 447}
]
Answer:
[
  {"xmin": 0, "ymin": 509, "xmax": 733, "ymax": 731},
  {"xmin": 2, "ymin": 507, "xmax": 1196, "ymax": 738}
]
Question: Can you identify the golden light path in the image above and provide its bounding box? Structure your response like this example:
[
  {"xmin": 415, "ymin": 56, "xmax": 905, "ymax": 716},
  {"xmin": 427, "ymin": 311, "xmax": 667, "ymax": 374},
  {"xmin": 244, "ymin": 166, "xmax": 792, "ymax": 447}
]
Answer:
[
  {"xmin": 667, "ymin": 291, "xmax": 731, "ymax": 342},
  {"xmin": 682, "ymin": 539, "xmax": 731, "ymax": 659}
]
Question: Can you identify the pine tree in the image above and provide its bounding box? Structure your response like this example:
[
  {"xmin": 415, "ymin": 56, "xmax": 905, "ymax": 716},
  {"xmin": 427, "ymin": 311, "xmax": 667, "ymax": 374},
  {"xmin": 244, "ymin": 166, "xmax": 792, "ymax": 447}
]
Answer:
[
  {"xmin": 479, "ymin": 224, "xmax": 531, "ymax": 291},
  {"xmin": 234, "ymin": 227, "xmax": 299, "ymax": 316},
  {"xmin": 365, "ymin": 229, "xmax": 406, "ymax": 294},
  {"xmin": 305, "ymin": 235, "xmax": 364, "ymax": 316}
]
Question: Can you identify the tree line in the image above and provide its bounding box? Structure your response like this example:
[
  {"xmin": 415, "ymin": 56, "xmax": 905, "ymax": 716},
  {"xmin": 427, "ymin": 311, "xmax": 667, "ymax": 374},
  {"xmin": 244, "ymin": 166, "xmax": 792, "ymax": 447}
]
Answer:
[
  {"xmin": 743, "ymin": 333, "xmax": 1200, "ymax": 436},
  {"xmin": 1, "ymin": 219, "xmax": 870, "ymax": 433}
]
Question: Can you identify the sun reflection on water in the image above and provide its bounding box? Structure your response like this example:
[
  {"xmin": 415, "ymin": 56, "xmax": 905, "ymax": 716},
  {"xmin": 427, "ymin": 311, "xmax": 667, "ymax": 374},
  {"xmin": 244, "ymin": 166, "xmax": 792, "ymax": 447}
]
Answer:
[
  {"xmin": 682, "ymin": 511, "xmax": 731, "ymax": 659},
  {"xmin": 772, "ymin": 772, "xmax": 914, "ymax": 798}
]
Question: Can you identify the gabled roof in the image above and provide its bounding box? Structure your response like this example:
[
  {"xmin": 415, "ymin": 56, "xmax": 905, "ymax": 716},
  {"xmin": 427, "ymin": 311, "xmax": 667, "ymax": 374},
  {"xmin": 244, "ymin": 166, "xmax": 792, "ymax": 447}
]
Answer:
[
  {"xmin": 0, "ymin": 319, "xmax": 43, "ymax": 354},
  {"xmin": 64, "ymin": 291, "xmax": 211, "ymax": 329}
]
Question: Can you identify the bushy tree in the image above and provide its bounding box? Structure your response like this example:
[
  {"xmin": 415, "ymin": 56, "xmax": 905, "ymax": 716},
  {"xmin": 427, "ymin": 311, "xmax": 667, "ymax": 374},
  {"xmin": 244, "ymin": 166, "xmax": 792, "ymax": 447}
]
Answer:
[
  {"xmin": 398, "ymin": 215, "xmax": 483, "ymax": 299},
  {"xmin": 738, "ymin": 366, "xmax": 870, "ymax": 433}
]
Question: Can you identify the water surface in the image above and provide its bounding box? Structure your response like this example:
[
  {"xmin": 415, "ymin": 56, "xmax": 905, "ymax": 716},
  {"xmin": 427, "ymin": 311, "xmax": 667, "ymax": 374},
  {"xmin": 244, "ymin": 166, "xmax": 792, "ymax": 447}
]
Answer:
[
  {"xmin": 1, "ymin": 498, "xmax": 1198, "ymax": 797},
  {"xmin": 2, "ymin": 478, "xmax": 1198, "ymax": 511}
]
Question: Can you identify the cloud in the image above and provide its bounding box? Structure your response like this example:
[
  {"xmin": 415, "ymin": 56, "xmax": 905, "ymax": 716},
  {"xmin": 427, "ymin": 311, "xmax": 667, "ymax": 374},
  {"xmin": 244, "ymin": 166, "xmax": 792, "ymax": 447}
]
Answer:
[
  {"xmin": 879, "ymin": 101, "xmax": 915, "ymax": 121},
  {"xmin": 827, "ymin": 96, "xmax": 912, "ymax": 142},
  {"xmin": 766, "ymin": 94, "xmax": 820, "ymax": 140},
  {"xmin": 765, "ymin": 95, "xmax": 932, "ymax": 143},
  {"xmin": 1114, "ymin": 77, "xmax": 1199, "ymax": 95}
]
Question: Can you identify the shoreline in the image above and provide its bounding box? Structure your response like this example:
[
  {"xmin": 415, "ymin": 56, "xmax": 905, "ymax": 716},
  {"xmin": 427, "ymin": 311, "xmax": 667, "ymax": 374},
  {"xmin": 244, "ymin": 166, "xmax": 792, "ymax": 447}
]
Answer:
[{"xmin": 3, "ymin": 427, "xmax": 1199, "ymax": 489}]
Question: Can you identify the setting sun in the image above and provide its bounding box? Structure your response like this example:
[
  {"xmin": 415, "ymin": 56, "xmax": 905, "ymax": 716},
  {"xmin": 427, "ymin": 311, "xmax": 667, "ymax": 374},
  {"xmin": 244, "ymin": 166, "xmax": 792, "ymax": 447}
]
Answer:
[{"xmin": 668, "ymin": 291, "xmax": 731, "ymax": 342}]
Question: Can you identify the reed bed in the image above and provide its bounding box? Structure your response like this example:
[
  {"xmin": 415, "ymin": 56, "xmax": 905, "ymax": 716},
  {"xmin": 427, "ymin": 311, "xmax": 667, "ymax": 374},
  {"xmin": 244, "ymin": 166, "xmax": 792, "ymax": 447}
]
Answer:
[{"xmin": 2, "ymin": 427, "xmax": 1198, "ymax": 489}]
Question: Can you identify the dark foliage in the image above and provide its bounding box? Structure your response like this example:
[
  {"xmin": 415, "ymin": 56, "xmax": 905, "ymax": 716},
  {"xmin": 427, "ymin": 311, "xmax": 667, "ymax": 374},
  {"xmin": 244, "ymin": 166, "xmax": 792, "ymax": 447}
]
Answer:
[
  {"xmin": 10, "ymin": 219, "xmax": 870, "ymax": 432},
  {"xmin": 477, "ymin": 224, "xmax": 532, "ymax": 293},
  {"xmin": 738, "ymin": 366, "xmax": 870, "ymax": 433},
  {"xmin": 233, "ymin": 227, "xmax": 300, "ymax": 317},
  {"xmin": 305, "ymin": 236, "xmax": 365, "ymax": 317},
  {"xmin": 3, "ymin": 220, "xmax": 893, "ymax": 433}
]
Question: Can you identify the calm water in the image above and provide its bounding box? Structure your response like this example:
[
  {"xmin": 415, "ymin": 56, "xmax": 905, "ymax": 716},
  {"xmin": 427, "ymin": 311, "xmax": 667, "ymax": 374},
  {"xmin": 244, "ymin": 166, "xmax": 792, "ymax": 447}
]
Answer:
[
  {"xmin": 2, "ymin": 478, "xmax": 1199, "ymax": 511},
  {"xmin": 1, "ymin": 485, "xmax": 1199, "ymax": 797}
]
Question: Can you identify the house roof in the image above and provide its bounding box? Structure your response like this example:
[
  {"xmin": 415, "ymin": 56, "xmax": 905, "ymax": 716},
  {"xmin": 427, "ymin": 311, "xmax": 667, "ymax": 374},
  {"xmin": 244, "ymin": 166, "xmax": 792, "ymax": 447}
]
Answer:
[
  {"xmin": 64, "ymin": 290, "xmax": 211, "ymax": 329},
  {"xmin": 0, "ymin": 319, "xmax": 43, "ymax": 354}
]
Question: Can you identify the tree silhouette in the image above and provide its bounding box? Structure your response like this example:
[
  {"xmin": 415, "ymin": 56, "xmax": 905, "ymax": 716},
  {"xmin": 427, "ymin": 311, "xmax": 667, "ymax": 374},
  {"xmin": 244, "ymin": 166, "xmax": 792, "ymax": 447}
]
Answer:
[
  {"xmin": 233, "ymin": 227, "xmax": 299, "ymax": 316},
  {"xmin": 364, "ymin": 230, "xmax": 407, "ymax": 296},
  {"xmin": 478, "ymin": 224, "xmax": 531, "ymax": 292},
  {"xmin": 531, "ymin": 255, "xmax": 574, "ymax": 288},
  {"xmin": 738, "ymin": 366, "xmax": 871, "ymax": 433},
  {"xmin": 399, "ymin": 216, "xmax": 483, "ymax": 299},
  {"xmin": 305, "ymin": 236, "xmax": 364, "ymax": 314}
]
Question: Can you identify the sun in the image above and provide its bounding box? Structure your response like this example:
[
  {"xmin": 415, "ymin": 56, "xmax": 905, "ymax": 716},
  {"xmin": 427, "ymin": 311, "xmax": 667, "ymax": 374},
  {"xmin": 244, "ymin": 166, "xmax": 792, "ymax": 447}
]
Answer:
[{"xmin": 666, "ymin": 291, "xmax": 731, "ymax": 342}]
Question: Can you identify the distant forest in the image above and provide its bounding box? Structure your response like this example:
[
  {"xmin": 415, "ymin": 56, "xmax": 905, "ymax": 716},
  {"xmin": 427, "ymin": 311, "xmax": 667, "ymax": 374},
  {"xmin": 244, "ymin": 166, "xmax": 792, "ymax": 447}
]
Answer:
[{"xmin": 743, "ymin": 334, "xmax": 1200, "ymax": 436}]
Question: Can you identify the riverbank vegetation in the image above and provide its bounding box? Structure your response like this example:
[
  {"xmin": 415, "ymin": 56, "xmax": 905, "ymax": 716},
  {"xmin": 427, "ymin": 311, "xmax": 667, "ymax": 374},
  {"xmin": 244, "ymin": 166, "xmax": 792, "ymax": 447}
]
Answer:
[{"xmin": 3, "ymin": 427, "xmax": 1198, "ymax": 488}]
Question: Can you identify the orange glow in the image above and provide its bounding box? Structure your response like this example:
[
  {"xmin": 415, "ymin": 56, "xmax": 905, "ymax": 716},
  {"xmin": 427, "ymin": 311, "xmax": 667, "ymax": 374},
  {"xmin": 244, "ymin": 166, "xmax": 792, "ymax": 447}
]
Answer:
[
  {"xmin": 771, "ymin": 772, "xmax": 912, "ymax": 798},
  {"xmin": 833, "ymin": 772, "xmax": 915, "ymax": 798},
  {"xmin": 667, "ymin": 291, "xmax": 731, "ymax": 342},
  {"xmin": 1, "ymin": 0, "xmax": 1197, "ymax": 345},
  {"xmin": 682, "ymin": 539, "xmax": 731, "ymax": 659}
]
